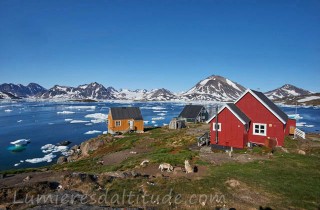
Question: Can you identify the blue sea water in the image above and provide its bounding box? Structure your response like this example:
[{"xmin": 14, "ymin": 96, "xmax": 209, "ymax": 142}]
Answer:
[{"xmin": 0, "ymin": 101, "xmax": 319, "ymax": 171}]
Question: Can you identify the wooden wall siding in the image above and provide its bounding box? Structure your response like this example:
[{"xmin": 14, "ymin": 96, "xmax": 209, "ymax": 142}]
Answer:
[
  {"xmin": 235, "ymin": 92, "xmax": 286, "ymax": 146},
  {"xmin": 108, "ymin": 114, "xmax": 144, "ymax": 133}
]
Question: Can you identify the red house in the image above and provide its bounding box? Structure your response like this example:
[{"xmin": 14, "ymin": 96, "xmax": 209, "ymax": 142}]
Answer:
[{"xmin": 207, "ymin": 89, "xmax": 295, "ymax": 148}]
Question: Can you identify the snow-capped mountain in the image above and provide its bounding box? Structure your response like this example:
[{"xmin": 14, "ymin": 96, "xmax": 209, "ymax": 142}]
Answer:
[
  {"xmin": 0, "ymin": 83, "xmax": 46, "ymax": 98},
  {"xmin": 115, "ymin": 89, "xmax": 148, "ymax": 100},
  {"xmin": 114, "ymin": 88, "xmax": 177, "ymax": 101},
  {"xmin": 37, "ymin": 82, "xmax": 117, "ymax": 100},
  {"xmin": 180, "ymin": 75, "xmax": 246, "ymax": 101},
  {"xmin": 0, "ymin": 91, "xmax": 21, "ymax": 99},
  {"xmin": 145, "ymin": 88, "xmax": 177, "ymax": 101},
  {"xmin": 265, "ymin": 84, "xmax": 312, "ymax": 100}
]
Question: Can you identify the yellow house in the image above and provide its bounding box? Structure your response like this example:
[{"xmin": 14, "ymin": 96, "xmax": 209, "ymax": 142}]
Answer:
[{"xmin": 108, "ymin": 107, "xmax": 144, "ymax": 134}]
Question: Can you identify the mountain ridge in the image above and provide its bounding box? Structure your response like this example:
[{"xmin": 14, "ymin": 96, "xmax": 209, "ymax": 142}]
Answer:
[{"xmin": 0, "ymin": 77, "xmax": 316, "ymax": 102}]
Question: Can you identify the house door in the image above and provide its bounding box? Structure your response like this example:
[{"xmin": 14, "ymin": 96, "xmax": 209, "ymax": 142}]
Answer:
[{"xmin": 129, "ymin": 120, "xmax": 134, "ymax": 130}]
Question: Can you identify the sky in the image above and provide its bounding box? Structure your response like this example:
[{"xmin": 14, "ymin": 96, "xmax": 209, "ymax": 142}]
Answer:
[{"xmin": 0, "ymin": 0, "xmax": 319, "ymax": 93}]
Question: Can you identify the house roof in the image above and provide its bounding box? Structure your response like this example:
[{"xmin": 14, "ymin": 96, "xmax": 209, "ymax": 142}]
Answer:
[
  {"xmin": 235, "ymin": 89, "xmax": 288, "ymax": 124},
  {"xmin": 178, "ymin": 105, "xmax": 204, "ymax": 119},
  {"xmin": 206, "ymin": 103, "xmax": 251, "ymax": 125},
  {"xmin": 110, "ymin": 107, "xmax": 143, "ymax": 120}
]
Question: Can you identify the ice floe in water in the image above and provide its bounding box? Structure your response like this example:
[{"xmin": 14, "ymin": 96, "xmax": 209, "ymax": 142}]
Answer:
[
  {"xmin": 85, "ymin": 123, "xmax": 93, "ymax": 126},
  {"xmin": 85, "ymin": 113, "xmax": 108, "ymax": 123},
  {"xmin": 151, "ymin": 117, "xmax": 165, "ymax": 120},
  {"xmin": 4, "ymin": 109, "xmax": 12, "ymax": 112},
  {"xmin": 296, "ymin": 122, "xmax": 306, "ymax": 127},
  {"xmin": 14, "ymin": 163, "xmax": 20, "ymax": 167},
  {"xmin": 70, "ymin": 120, "xmax": 90, "ymax": 124},
  {"xmin": 17, "ymin": 120, "xmax": 23, "ymax": 123},
  {"xmin": 84, "ymin": 130, "xmax": 102, "ymax": 135},
  {"xmin": 10, "ymin": 139, "xmax": 30, "ymax": 146},
  {"xmin": 66, "ymin": 106, "xmax": 96, "ymax": 110},
  {"xmin": 25, "ymin": 153, "xmax": 57, "ymax": 164},
  {"xmin": 57, "ymin": 111, "xmax": 75, "ymax": 114},
  {"xmin": 296, "ymin": 122, "xmax": 315, "ymax": 128},
  {"xmin": 141, "ymin": 106, "xmax": 166, "ymax": 110},
  {"xmin": 7, "ymin": 145, "xmax": 26, "ymax": 152},
  {"xmin": 41, "ymin": 144, "xmax": 69, "ymax": 154},
  {"xmin": 64, "ymin": 118, "xmax": 73, "ymax": 122}
]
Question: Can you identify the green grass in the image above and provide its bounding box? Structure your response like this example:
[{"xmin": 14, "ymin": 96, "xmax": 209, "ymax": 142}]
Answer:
[{"xmin": 2, "ymin": 126, "xmax": 320, "ymax": 209}]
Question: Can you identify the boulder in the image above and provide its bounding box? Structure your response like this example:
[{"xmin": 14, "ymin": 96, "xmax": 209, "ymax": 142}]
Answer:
[
  {"xmin": 80, "ymin": 139, "xmax": 105, "ymax": 157},
  {"xmin": 298, "ymin": 150, "xmax": 306, "ymax": 155},
  {"xmin": 23, "ymin": 176, "xmax": 31, "ymax": 182},
  {"xmin": 57, "ymin": 156, "xmax": 67, "ymax": 164},
  {"xmin": 70, "ymin": 145, "xmax": 80, "ymax": 151},
  {"xmin": 225, "ymin": 179, "xmax": 240, "ymax": 188}
]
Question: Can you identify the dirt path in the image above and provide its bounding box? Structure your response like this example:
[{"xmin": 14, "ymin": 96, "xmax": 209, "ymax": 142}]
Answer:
[{"xmin": 102, "ymin": 147, "xmax": 153, "ymax": 166}]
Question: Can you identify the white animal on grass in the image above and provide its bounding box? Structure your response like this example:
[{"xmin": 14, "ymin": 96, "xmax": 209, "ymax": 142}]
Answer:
[
  {"xmin": 228, "ymin": 150, "xmax": 233, "ymax": 158},
  {"xmin": 158, "ymin": 163, "xmax": 173, "ymax": 172},
  {"xmin": 184, "ymin": 160, "xmax": 193, "ymax": 173}
]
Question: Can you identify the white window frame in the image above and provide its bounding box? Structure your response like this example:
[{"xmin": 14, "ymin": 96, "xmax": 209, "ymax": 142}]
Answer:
[
  {"xmin": 253, "ymin": 123, "xmax": 267, "ymax": 136},
  {"xmin": 115, "ymin": 120, "xmax": 121, "ymax": 127},
  {"xmin": 212, "ymin": 123, "xmax": 221, "ymax": 131}
]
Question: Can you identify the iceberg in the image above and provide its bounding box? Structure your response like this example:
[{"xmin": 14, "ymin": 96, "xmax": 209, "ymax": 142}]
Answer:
[
  {"xmin": 151, "ymin": 117, "xmax": 165, "ymax": 120},
  {"xmin": 57, "ymin": 111, "xmax": 75, "ymax": 114},
  {"xmin": 70, "ymin": 120, "xmax": 90, "ymax": 124},
  {"xmin": 84, "ymin": 130, "xmax": 102, "ymax": 135},
  {"xmin": 85, "ymin": 113, "xmax": 108, "ymax": 124},
  {"xmin": 66, "ymin": 106, "xmax": 96, "ymax": 110},
  {"xmin": 41, "ymin": 144, "xmax": 68, "ymax": 153},
  {"xmin": 10, "ymin": 139, "xmax": 30, "ymax": 146},
  {"xmin": 25, "ymin": 153, "xmax": 57, "ymax": 164}
]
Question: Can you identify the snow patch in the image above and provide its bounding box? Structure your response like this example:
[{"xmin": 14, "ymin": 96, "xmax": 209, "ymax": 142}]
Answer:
[
  {"xmin": 298, "ymin": 96, "xmax": 320, "ymax": 103},
  {"xmin": 226, "ymin": 79, "xmax": 241, "ymax": 91}
]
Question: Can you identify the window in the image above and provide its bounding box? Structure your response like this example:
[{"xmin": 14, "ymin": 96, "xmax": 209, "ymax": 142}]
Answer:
[
  {"xmin": 115, "ymin": 120, "xmax": 121, "ymax": 127},
  {"xmin": 253, "ymin": 123, "xmax": 267, "ymax": 136},
  {"xmin": 212, "ymin": 123, "xmax": 221, "ymax": 131}
]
